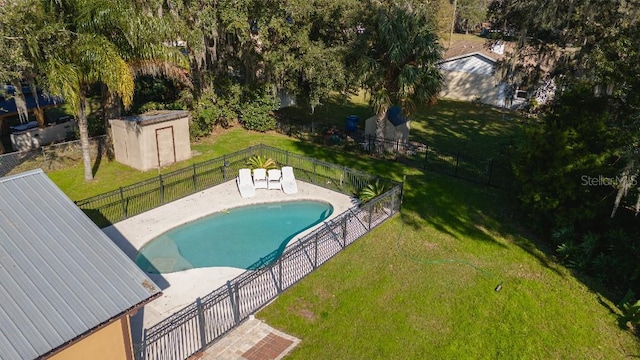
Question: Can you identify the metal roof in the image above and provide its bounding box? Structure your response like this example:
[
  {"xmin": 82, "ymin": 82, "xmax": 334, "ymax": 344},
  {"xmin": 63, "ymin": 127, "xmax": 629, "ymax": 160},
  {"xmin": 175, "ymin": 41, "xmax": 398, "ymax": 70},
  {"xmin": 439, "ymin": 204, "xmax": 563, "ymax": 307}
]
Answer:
[
  {"xmin": 0, "ymin": 169, "xmax": 161, "ymax": 359},
  {"xmin": 0, "ymin": 85, "xmax": 62, "ymax": 118},
  {"xmin": 440, "ymin": 51, "xmax": 497, "ymax": 64}
]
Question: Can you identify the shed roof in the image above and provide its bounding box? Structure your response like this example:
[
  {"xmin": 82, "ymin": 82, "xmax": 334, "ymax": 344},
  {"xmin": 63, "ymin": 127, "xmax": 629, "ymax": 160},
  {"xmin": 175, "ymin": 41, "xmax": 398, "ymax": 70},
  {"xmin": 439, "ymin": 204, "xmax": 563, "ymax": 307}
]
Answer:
[
  {"xmin": 116, "ymin": 110, "xmax": 189, "ymax": 126},
  {"xmin": 0, "ymin": 170, "xmax": 160, "ymax": 359}
]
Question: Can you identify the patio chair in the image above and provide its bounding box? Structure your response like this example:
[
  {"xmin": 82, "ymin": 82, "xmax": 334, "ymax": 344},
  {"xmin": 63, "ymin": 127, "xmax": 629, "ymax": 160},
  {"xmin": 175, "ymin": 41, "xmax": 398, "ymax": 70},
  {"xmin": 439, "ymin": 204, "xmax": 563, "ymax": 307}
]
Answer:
[
  {"xmin": 267, "ymin": 169, "xmax": 282, "ymax": 190},
  {"xmin": 253, "ymin": 168, "xmax": 268, "ymax": 189},
  {"xmin": 237, "ymin": 168, "xmax": 256, "ymax": 198},
  {"xmin": 281, "ymin": 166, "xmax": 298, "ymax": 194}
]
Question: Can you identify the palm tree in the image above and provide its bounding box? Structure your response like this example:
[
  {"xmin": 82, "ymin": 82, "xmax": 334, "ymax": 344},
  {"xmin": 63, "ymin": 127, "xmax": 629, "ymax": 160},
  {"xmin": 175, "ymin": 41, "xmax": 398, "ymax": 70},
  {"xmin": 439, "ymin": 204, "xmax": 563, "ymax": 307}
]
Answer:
[
  {"xmin": 349, "ymin": 3, "xmax": 444, "ymax": 143},
  {"xmin": 38, "ymin": 0, "xmax": 188, "ymax": 181}
]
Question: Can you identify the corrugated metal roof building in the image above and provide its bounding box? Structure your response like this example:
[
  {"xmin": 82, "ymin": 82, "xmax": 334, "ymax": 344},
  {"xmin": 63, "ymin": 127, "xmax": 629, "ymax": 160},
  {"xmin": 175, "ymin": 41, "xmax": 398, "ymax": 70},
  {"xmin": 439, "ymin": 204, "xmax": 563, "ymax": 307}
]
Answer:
[{"xmin": 0, "ymin": 169, "xmax": 161, "ymax": 359}]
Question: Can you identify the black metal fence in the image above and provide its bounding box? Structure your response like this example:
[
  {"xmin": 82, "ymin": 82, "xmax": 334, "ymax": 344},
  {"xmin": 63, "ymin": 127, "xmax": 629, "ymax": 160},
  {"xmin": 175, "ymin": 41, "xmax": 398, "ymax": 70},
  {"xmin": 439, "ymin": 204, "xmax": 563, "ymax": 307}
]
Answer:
[
  {"xmin": 75, "ymin": 144, "xmax": 402, "ymax": 360},
  {"xmin": 134, "ymin": 186, "xmax": 401, "ymax": 360},
  {"xmin": 75, "ymin": 144, "xmax": 396, "ymax": 228},
  {"xmin": 274, "ymin": 121, "xmax": 514, "ymax": 189},
  {"xmin": 349, "ymin": 134, "xmax": 513, "ymax": 189}
]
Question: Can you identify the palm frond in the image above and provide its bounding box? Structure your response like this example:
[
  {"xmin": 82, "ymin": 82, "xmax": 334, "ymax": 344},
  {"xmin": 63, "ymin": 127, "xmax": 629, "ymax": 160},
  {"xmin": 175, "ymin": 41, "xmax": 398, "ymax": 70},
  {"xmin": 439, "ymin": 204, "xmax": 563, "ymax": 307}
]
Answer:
[
  {"xmin": 74, "ymin": 33, "xmax": 135, "ymax": 107},
  {"xmin": 131, "ymin": 59, "xmax": 193, "ymax": 89},
  {"xmin": 41, "ymin": 58, "xmax": 81, "ymax": 112}
]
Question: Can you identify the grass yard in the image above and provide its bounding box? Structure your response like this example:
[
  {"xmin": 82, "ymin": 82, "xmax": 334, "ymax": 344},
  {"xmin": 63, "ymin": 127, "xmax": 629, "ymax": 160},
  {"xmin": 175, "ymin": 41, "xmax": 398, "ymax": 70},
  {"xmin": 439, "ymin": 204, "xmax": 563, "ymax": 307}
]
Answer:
[
  {"xmin": 46, "ymin": 128, "xmax": 302, "ymax": 200},
  {"xmin": 257, "ymin": 170, "xmax": 639, "ymax": 359},
  {"xmin": 43, "ymin": 96, "xmax": 638, "ymax": 357},
  {"xmin": 278, "ymin": 94, "xmax": 524, "ymax": 159},
  {"xmin": 410, "ymin": 100, "xmax": 525, "ymax": 158},
  {"xmin": 49, "ymin": 96, "xmax": 521, "ymax": 201}
]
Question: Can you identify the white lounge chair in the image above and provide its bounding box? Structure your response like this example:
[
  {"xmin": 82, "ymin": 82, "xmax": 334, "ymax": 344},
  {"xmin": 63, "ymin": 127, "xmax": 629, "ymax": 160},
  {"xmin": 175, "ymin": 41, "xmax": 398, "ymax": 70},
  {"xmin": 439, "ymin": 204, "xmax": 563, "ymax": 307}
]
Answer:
[
  {"xmin": 253, "ymin": 168, "xmax": 268, "ymax": 189},
  {"xmin": 267, "ymin": 169, "xmax": 282, "ymax": 190},
  {"xmin": 281, "ymin": 166, "xmax": 298, "ymax": 194},
  {"xmin": 237, "ymin": 168, "xmax": 255, "ymax": 198}
]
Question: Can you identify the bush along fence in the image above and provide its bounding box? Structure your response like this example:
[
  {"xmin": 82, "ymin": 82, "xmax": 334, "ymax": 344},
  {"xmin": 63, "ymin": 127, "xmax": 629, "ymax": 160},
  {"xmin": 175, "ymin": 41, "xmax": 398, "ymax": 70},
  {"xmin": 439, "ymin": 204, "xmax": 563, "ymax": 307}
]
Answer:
[
  {"xmin": 75, "ymin": 144, "xmax": 398, "ymax": 227},
  {"xmin": 134, "ymin": 187, "xmax": 401, "ymax": 360},
  {"xmin": 350, "ymin": 134, "xmax": 513, "ymax": 189}
]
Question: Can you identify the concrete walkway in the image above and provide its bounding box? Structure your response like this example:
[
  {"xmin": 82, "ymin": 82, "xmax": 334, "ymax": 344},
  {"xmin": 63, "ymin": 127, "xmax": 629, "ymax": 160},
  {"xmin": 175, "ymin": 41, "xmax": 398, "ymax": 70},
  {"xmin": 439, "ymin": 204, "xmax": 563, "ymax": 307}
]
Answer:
[{"xmin": 190, "ymin": 316, "xmax": 300, "ymax": 360}]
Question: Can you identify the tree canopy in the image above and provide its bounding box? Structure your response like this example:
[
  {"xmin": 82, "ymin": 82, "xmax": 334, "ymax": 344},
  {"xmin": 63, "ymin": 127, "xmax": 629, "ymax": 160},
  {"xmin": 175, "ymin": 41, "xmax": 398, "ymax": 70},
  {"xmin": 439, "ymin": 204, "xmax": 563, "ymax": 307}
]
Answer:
[{"xmin": 500, "ymin": 0, "xmax": 640, "ymax": 300}]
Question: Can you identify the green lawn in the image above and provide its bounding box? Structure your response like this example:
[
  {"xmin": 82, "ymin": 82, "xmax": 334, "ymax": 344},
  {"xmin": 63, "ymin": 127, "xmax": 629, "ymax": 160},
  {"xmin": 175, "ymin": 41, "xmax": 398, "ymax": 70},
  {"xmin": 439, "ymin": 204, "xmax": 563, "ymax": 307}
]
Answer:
[
  {"xmin": 43, "ymin": 97, "xmax": 638, "ymax": 357},
  {"xmin": 257, "ymin": 170, "xmax": 639, "ymax": 359},
  {"xmin": 278, "ymin": 94, "xmax": 524, "ymax": 159},
  {"xmin": 410, "ymin": 100, "xmax": 525, "ymax": 158}
]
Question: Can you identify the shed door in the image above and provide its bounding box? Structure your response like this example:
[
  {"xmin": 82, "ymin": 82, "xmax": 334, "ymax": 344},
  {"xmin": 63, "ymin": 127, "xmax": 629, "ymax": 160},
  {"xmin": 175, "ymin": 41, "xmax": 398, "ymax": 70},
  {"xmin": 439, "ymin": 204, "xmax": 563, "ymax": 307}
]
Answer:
[{"xmin": 155, "ymin": 126, "xmax": 176, "ymax": 167}]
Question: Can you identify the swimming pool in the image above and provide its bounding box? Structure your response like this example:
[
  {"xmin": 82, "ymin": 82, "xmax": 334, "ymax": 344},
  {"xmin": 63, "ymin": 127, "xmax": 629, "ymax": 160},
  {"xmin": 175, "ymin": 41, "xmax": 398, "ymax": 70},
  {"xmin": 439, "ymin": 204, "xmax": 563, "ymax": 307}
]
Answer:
[{"xmin": 135, "ymin": 201, "xmax": 333, "ymax": 273}]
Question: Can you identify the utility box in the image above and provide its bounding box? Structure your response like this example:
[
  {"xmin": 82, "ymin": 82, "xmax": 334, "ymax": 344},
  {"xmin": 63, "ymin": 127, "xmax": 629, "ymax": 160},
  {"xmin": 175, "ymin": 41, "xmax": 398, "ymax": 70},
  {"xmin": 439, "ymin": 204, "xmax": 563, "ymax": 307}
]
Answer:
[{"xmin": 110, "ymin": 110, "xmax": 191, "ymax": 171}]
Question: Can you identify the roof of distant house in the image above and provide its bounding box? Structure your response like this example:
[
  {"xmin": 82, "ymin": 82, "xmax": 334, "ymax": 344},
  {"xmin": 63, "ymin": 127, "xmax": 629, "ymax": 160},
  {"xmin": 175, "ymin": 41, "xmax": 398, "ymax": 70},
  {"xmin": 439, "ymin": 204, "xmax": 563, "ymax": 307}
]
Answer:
[
  {"xmin": 0, "ymin": 170, "xmax": 161, "ymax": 359},
  {"xmin": 443, "ymin": 39, "xmax": 508, "ymax": 62},
  {"xmin": 0, "ymin": 85, "xmax": 62, "ymax": 118},
  {"xmin": 440, "ymin": 51, "xmax": 498, "ymax": 66}
]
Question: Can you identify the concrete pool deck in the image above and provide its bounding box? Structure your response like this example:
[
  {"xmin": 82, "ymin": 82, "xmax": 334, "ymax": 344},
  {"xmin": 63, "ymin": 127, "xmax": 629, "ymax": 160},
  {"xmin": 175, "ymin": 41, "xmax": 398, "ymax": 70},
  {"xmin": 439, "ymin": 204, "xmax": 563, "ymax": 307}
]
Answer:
[{"xmin": 102, "ymin": 179, "xmax": 355, "ymax": 331}]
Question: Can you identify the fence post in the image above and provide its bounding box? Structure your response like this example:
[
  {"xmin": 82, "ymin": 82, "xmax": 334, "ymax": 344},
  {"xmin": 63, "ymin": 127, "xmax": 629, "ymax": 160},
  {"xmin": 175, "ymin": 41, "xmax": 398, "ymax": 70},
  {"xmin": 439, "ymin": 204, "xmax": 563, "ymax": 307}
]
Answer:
[
  {"xmin": 222, "ymin": 155, "xmax": 227, "ymax": 181},
  {"xmin": 192, "ymin": 163, "xmax": 197, "ymax": 191},
  {"xmin": 159, "ymin": 174, "xmax": 165, "ymax": 204},
  {"xmin": 41, "ymin": 147, "xmax": 48, "ymax": 171},
  {"xmin": 119, "ymin": 187, "xmax": 127, "ymax": 220},
  {"xmin": 313, "ymin": 159, "xmax": 317, "ymax": 184},
  {"xmin": 487, "ymin": 159, "xmax": 494, "ymax": 185},
  {"xmin": 423, "ymin": 146, "xmax": 429, "ymax": 169},
  {"xmin": 342, "ymin": 215, "xmax": 348, "ymax": 248},
  {"xmin": 140, "ymin": 329, "xmax": 147, "ymax": 360},
  {"xmin": 314, "ymin": 233, "xmax": 318, "ymax": 269},
  {"xmin": 342, "ymin": 166, "xmax": 347, "ymax": 188},
  {"xmin": 285, "ymin": 151, "xmax": 289, "ymax": 165},
  {"xmin": 226, "ymin": 281, "xmax": 240, "ymax": 325},
  {"xmin": 196, "ymin": 297, "xmax": 207, "ymax": 350},
  {"xmin": 391, "ymin": 188, "xmax": 397, "ymax": 215},
  {"xmin": 454, "ymin": 152, "xmax": 460, "ymax": 177},
  {"xmin": 368, "ymin": 203, "xmax": 373, "ymax": 230},
  {"xmin": 278, "ymin": 257, "xmax": 283, "ymax": 292}
]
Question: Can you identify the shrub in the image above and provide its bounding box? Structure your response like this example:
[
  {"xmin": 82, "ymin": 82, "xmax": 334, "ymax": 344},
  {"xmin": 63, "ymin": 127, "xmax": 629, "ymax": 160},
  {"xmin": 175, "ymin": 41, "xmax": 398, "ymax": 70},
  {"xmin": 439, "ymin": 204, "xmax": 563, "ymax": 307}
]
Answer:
[
  {"xmin": 239, "ymin": 89, "xmax": 279, "ymax": 132},
  {"xmin": 190, "ymin": 88, "xmax": 238, "ymax": 139},
  {"xmin": 358, "ymin": 179, "xmax": 388, "ymax": 208},
  {"xmin": 246, "ymin": 155, "xmax": 277, "ymax": 170},
  {"xmin": 619, "ymin": 299, "xmax": 640, "ymax": 329}
]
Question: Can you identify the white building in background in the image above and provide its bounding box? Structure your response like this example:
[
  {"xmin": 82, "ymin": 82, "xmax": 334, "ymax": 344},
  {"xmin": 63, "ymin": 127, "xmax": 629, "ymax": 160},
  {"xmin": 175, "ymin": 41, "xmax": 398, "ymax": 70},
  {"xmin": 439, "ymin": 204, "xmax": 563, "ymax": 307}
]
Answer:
[{"xmin": 439, "ymin": 51, "xmax": 506, "ymax": 107}]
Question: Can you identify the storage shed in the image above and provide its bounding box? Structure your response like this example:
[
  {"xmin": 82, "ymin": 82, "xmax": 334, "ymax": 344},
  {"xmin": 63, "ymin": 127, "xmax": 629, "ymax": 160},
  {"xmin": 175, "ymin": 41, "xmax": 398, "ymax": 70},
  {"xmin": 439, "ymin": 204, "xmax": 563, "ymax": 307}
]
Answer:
[{"xmin": 110, "ymin": 110, "xmax": 191, "ymax": 171}]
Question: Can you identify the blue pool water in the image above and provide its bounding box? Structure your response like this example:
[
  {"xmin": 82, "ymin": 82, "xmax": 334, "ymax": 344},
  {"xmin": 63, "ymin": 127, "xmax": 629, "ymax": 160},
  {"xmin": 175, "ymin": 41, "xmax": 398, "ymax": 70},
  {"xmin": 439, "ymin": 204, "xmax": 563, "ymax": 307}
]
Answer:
[{"xmin": 135, "ymin": 201, "xmax": 333, "ymax": 273}]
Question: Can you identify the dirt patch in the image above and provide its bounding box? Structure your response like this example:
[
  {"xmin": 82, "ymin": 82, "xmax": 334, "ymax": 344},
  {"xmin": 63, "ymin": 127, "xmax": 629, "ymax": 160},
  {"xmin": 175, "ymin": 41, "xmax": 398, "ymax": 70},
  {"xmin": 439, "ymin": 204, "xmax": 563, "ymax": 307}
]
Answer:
[
  {"xmin": 424, "ymin": 242, "xmax": 439, "ymax": 250},
  {"xmin": 295, "ymin": 308, "xmax": 317, "ymax": 322},
  {"xmin": 290, "ymin": 297, "xmax": 318, "ymax": 323}
]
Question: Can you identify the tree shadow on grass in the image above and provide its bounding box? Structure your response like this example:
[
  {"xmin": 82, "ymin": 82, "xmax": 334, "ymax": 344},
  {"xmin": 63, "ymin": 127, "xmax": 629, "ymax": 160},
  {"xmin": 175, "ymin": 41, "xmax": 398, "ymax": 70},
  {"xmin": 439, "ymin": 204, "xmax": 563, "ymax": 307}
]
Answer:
[
  {"xmin": 409, "ymin": 99, "xmax": 525, "ymax": 159},
  {"xmin": 91, "ymin": 138, "xmax": 103, "ymax": 177},
  {"xmin": 399, "ymin": 172, "xmax": 569, "ymax": 279},
  {"xmin": 401, "ymin": 173, "xmax": 508, "ymax": 248}
]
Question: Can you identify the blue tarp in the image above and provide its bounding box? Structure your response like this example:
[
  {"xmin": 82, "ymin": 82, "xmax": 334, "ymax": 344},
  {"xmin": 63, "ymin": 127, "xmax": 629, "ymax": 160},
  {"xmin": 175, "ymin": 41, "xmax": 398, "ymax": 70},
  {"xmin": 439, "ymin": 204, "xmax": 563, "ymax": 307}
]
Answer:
[{"xmin": 387, "ymin": 105, "xmax": 408, "ymax": 126}]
